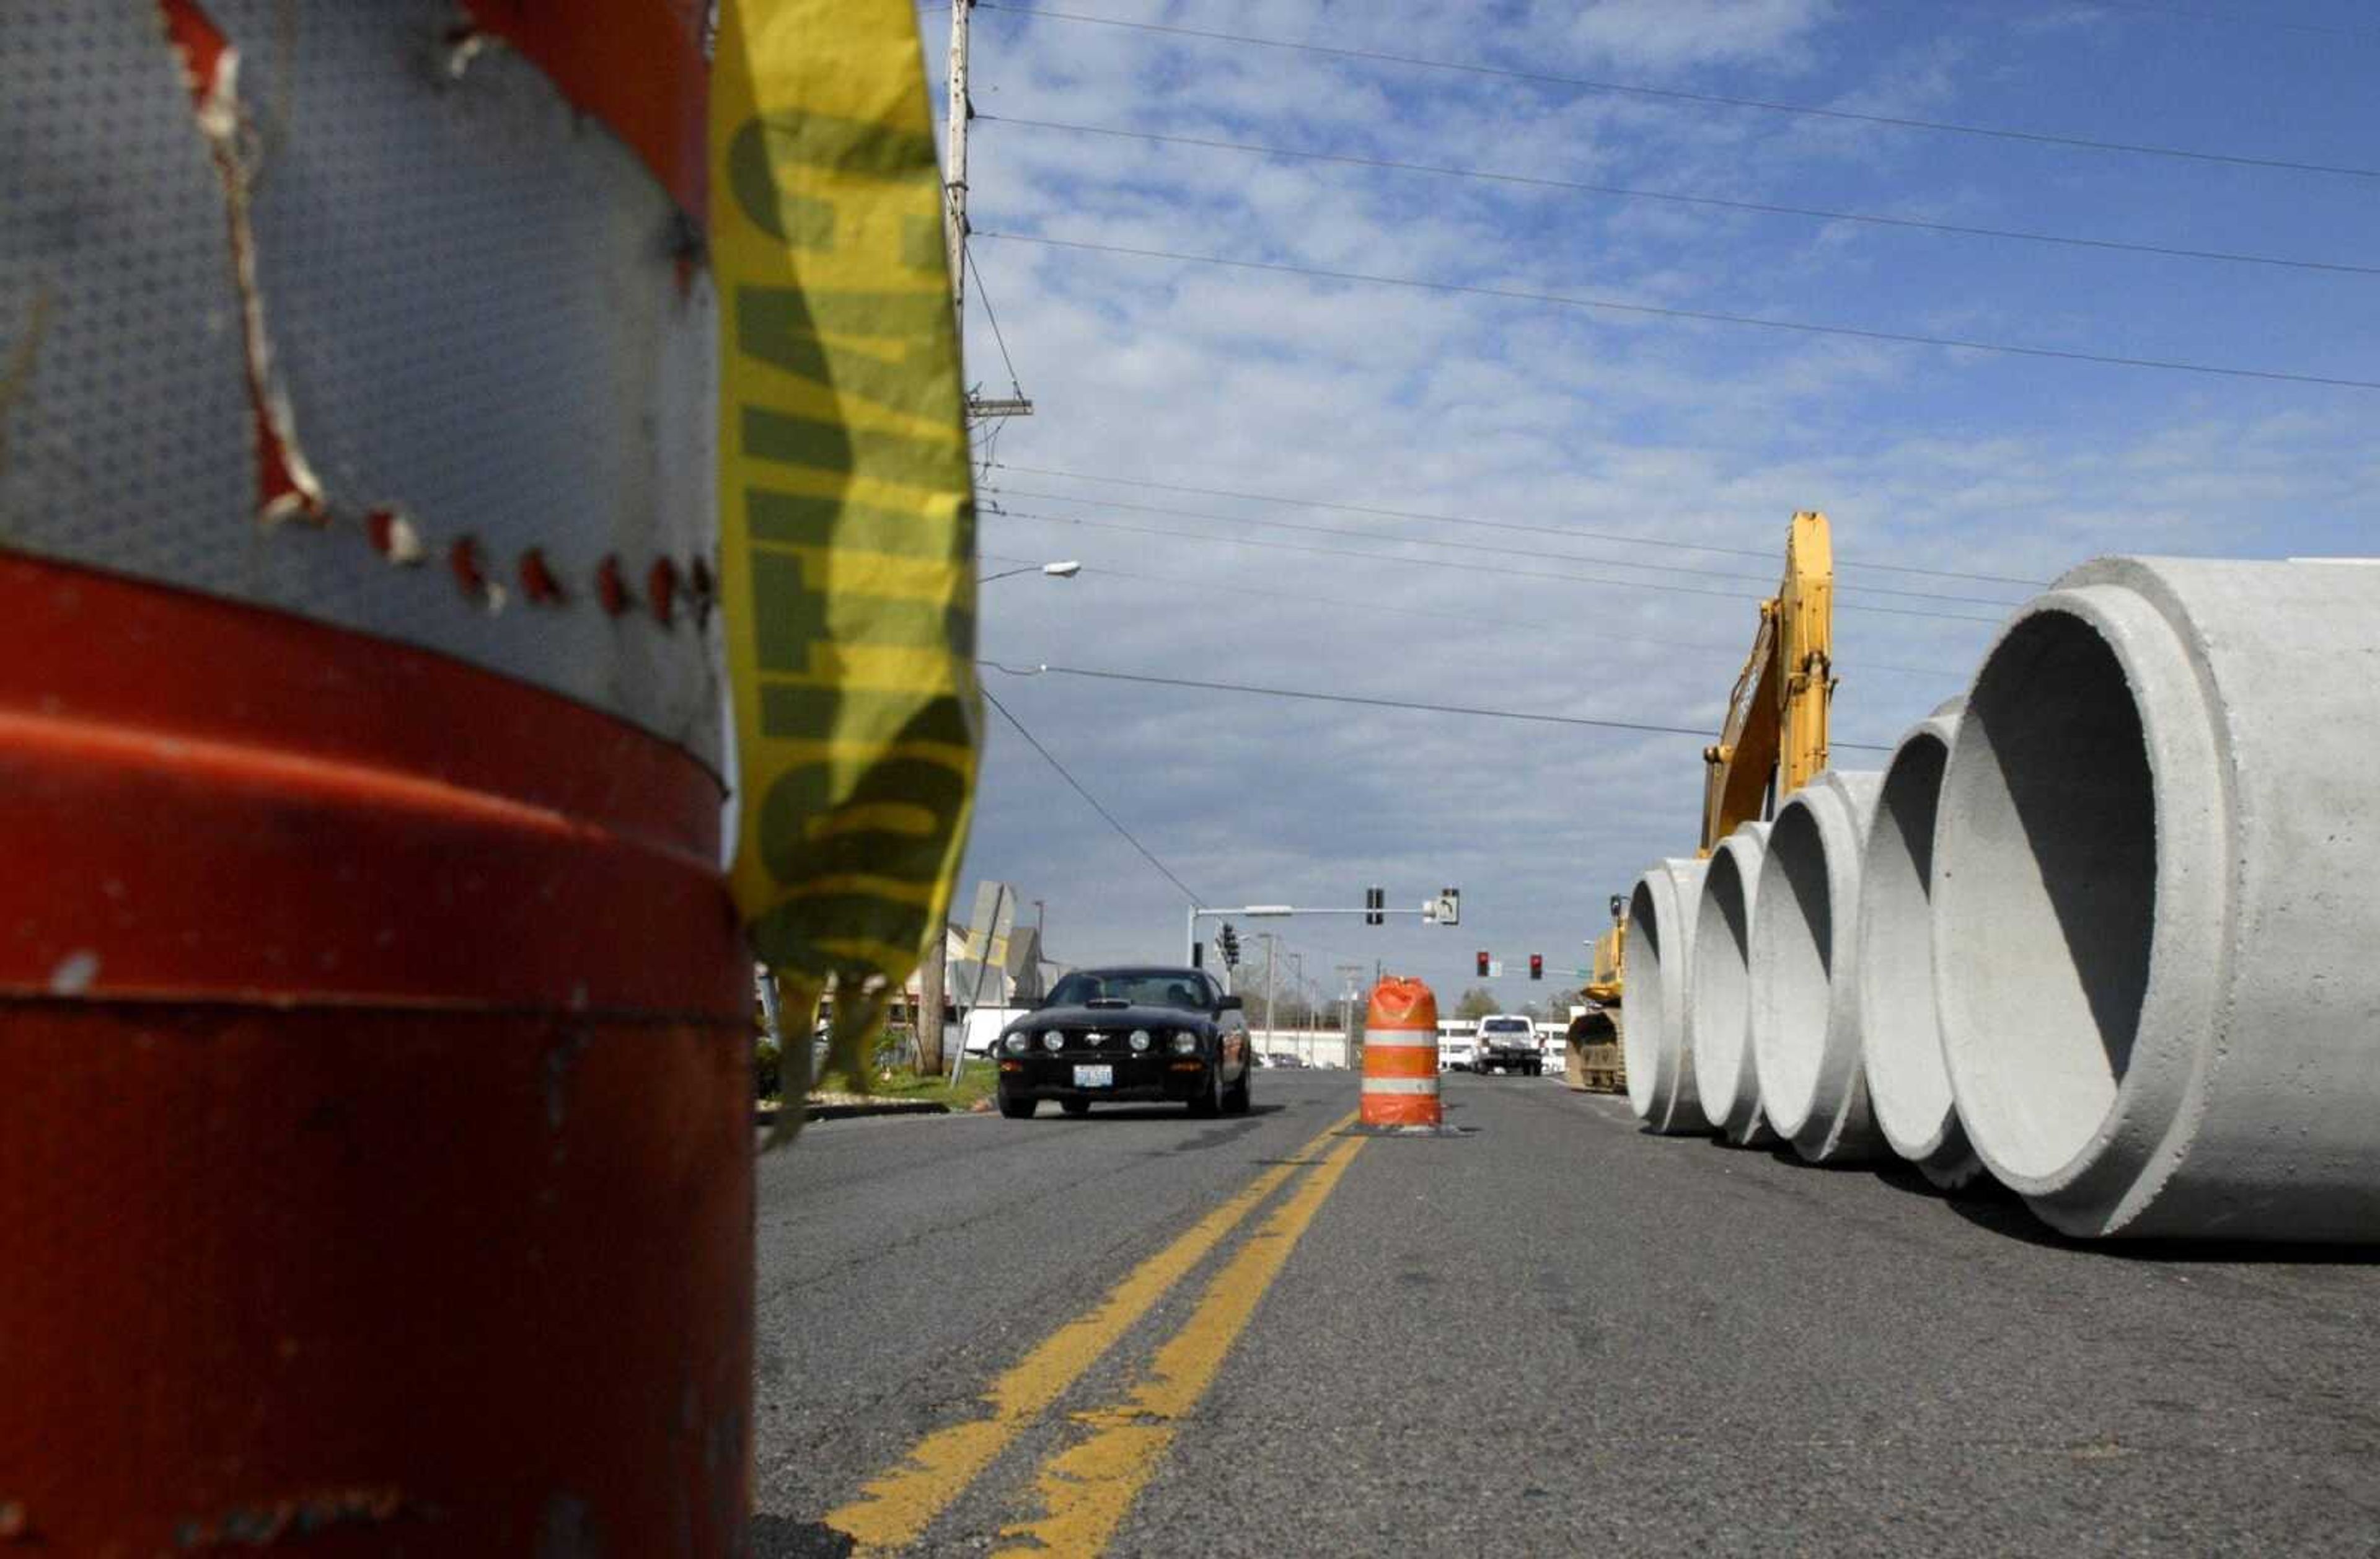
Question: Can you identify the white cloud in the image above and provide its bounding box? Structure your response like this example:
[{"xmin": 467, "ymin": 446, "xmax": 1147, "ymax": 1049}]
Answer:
[{"xmin": 935, "ymin": 0, "xmax": 2380, "ymax": 986}]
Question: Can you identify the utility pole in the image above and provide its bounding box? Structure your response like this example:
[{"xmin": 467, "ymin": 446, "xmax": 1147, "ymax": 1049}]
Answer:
[
  {"xmin": 945, "ymin": 0, "xmax": 1031, "ymax": 426},
  {"xmin": 1261, "ymin": 933, "xmax": 1278, "ymax": 1048},
  {"xmin": 1336, "ymin": 962, "xmax": 1364, "ymax": 1072},
  {"xmin": 943, "ymin": 0, "xmax": 972, "ymax": 319},
  {"xmin": 926, "ymin": 0, "xmax": 1026, "ymax": 1080},
  {"xmin": 916, "ymin": 919, "xmax": 946, "ymax": 1076}
]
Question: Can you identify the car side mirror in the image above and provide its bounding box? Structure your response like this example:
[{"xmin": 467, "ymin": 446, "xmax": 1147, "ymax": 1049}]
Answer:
[{"xmin": 1217, "ymin": 994, "xmax": 1243, "ymax": 1011}]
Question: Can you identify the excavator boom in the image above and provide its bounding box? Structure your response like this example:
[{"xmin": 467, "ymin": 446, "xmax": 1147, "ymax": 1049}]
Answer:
[
  {"xmin": 1571, "ymin": 511, "xmax": 1835, "ymax": 1094},
  {"xmin": 1699, "ymin": 511, "xmax": 1834, "ymax": 852}
]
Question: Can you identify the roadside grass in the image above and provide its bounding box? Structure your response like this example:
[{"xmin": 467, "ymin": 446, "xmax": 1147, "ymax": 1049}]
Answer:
[
  {"xmin": 847, "ymin": 1060, "xmax": 1000, "ymax": 1111},
  {"xmin": 758, "ymin": 1058, "xmax": 1002, "ymax": 1114}
]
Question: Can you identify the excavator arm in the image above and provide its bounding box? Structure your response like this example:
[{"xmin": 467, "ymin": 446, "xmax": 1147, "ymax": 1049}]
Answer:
[
  {"xmin": 1699, "ymin": 511, "xmax": 1835, "ymax": 852},
  {"xmin": 1701, "ymin": 606, "xmax": 1783, "ymax": 854},
  {"xmin": 1569, "ymin": 511, "xmax": 1835, "ymax": 1098}
]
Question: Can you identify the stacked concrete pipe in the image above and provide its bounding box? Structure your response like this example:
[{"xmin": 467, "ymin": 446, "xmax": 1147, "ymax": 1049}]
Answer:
[
  {"xmin": 1750, "ymin": 770, "xmax": 1886, "ymax": 1164},
  {"xmin": 1624, "ymin": 857, "xmax": 1711, "ymax": 1135},
  {"xmin": 1934, "ymin": 557, "xmax": 2380, "ymax": 1242},
  {"xmin": 1689, "ymin": 822, "xmax": 1776, "ymax": 1146},
  {"xmin": 1854, "ymin": 704, "xmax": 1984, "ymax": 1191}
]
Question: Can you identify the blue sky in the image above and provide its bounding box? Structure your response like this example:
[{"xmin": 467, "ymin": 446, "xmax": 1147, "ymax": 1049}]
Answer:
[{"xmin": 926, "ymin": 0, "xmax": 2379, "ymax": 1008}]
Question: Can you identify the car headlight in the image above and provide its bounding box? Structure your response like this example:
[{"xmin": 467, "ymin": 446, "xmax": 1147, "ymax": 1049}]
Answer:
[
  {"xmin": 1042, "ymin": 1030, "xmax": 1065, "ymax": 1052},
  {"xmin": 1170, "ymin": 1031, "xmax": 1199, "ymax": 1056},
  {"xmin": 1003, "ymin": 1032, "xmax": 1029, "ymax": 1055},
  {"xmin": 1129, "ymin": 1030, "xmax": 1152, "ymax": 1052}
]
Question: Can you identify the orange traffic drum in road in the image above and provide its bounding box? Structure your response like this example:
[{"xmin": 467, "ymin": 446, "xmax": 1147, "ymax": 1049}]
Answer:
[
  {"xmin": 1, "ymin": 6, "xmax": 747, "ymax": 1552},
  {"xmin": 1361, "ymin": 977, "xmax": 1444, "ymax": 1128}
]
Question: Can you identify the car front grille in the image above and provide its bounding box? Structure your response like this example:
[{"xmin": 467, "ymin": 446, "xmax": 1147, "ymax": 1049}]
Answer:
[{"xmin": 1050, "ymin": 1028, "xmax": 1181, "ymax": 1059}]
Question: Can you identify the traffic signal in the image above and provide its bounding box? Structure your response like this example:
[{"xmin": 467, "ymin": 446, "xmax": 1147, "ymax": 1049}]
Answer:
[
  {"xmin": 1219, "ymin": 924, "xmax": 1240, "ymax": 968},
  {"xmin": 1476, "ymin": 950, "xmax": 1490, "ymax": 978},
  {"xmin": 1530, "ymin": 953, "xmax": 1544, "ymax": 981},
  {"xmin": 1191, "ymin": 940, "xmax": 1204, "ymax": 968},
  {"xmin": 1365, "ymin": 886, "xmax": 1384, "ymax": 925}
]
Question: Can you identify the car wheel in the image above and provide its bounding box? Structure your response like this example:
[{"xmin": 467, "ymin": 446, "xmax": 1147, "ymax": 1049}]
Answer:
[
  {"xmin": 1222, "ymin": 1066, "xmax": 1251, "ymax": 1116},
  {"xmin": 998, "ymin": 1093, "xmax": 1038, "ymax": 1120},
  {"xmin": 1060, "ymin": 1098, "xmax": 1091, "ymax": 1118}
]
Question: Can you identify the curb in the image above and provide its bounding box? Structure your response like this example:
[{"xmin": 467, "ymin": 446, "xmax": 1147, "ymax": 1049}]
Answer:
[{"xmin": 755, "ymin": 1100, "xmax": 952, "ymax": 1127}]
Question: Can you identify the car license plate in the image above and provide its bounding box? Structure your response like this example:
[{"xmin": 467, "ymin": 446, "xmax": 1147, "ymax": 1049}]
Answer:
[{"xmin": 1073, "ymin": 1064, "xmax": 1114, "ymax": 1089}]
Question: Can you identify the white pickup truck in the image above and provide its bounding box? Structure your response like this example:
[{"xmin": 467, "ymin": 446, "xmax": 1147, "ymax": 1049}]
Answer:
[{"xmin": 1473, "ymin": 1014, "xmax": 1545, "ymax": 1076}]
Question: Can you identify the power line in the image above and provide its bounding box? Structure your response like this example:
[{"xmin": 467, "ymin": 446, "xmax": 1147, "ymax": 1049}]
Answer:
[
  {"xmin": 987, "ymin": 501, "xmax": 2006, "ymax": 623},
  {"xmin": 985, "ymin": 659, "xmax": 1896, "ymax": 751},
  {"xmin": 973, "ymin": 2, "xmax": 2380, "ymax": 181},
  {"xmin": 964, "ymin": 246, "xmax": 1028, "ymax": 394},
  {"xmin": 962, "ymin": 249, "xmax": 1026, "ymax": 484},
  {"xmin": 1960, "ymin": 0, "xmax": 2380, "ymax": 44},
  {"xmin": 981, "ymin": 683, "xmax": 1207, "ymax": 904},
  {"xmin": 987, "ymin": 483, "xmax": 2021, "ymax": 607},
  {"xmin": 978, "ymin": 230, "xmax": 2380, "ymax": 392},
  {"xmin": 982, "ymin": 113, "xmax": 2380, "ymax": 280},
  {"xmin": 993, "ymin": 461, "xmax": 2049, "ymax": 587},
  {"xmin": 966, "ymin": 417, "xmax": 1005, "ymax": 484},
  {"xmin": 1042, "ymin": 557, "xmax": 1967, "ymax": 679}
]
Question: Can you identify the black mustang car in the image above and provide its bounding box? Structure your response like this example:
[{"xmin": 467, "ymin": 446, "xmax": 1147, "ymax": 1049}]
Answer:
[{"xmin": 995, "ymin": 966, "xmax": 1253, "ymax": 1119}]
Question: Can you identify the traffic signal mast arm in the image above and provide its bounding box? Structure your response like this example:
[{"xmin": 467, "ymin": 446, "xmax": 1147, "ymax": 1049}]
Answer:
[{"xmin": 1183, "ymin": 893, "xmax": 1458, "ymax": 964}]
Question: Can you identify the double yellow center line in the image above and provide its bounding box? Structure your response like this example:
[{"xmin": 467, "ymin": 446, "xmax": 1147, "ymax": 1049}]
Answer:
[{"xmin": 826, "ymin": 1112, "xmax": 1364, "ymax": 1555}]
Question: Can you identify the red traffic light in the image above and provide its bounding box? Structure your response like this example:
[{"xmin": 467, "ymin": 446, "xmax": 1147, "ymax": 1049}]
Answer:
[
  {"xmin": 1476, "ymin": 950, "xmax": 1490, "ymax": 978},
  {"xmin": 1529, "ymin": 953, "xmax": 1544, "ymax": 981}
]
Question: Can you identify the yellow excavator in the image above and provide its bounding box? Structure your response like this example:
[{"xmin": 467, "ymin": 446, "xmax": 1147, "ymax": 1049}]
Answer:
[{"xmin": 1566, "ymin": 511, "xmax": 1837, "ymax": 1091}]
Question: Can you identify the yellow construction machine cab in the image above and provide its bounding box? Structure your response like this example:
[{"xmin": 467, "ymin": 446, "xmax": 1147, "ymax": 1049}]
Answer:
[{"xmin": 1583, "ymin": 891, "xmax": 1626, "ymax": 1005}]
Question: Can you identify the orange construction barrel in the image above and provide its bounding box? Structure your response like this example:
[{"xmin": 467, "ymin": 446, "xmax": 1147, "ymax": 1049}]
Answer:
[
  {"xmin": 0, "ymin": 555, "xmax": 753, "ymax": 1554},
  {"xmin": 1361, "ymin": 977, "xmax": 1444, "ymax": 1128},
  {"xmin": 2, "ymin": 4, "xmax": 749, "ymax": 1551}
]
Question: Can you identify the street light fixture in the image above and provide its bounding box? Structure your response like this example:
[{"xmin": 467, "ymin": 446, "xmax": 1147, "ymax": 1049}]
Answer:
[{"xmin": 980, "ymin": 559, "xmax": 1082, "ymax": 584}]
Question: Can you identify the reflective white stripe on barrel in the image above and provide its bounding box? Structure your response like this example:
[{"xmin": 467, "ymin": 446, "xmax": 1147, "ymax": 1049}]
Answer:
[
  {"xmin": 1360, "ymin": 1077, "xmax": 1440, "ymax": 1095},
  {"xmin": 1362, "ymin": 1030, "xmax": 1438, "ymax": 1048}
]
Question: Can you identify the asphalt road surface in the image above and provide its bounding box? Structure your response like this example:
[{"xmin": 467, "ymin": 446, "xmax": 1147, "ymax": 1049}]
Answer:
[{"xmin": 751, "ymin": 1071, "xmax": 2380, "ymax": 1556}]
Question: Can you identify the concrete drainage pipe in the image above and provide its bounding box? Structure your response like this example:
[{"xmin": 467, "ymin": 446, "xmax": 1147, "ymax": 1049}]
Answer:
[
  {"xmin": 1750, "ymin": 770, "xmax": 1885, "ymax": 1164},
  {"xmin": 1624, "ymin": 857, "xmax": 1711, "ymax": 1135},
  {"xmin": 1935, "ymin": 557, "xmax": 2380, "ymax": 1242},
  {"xmin": 1690, "ymin": 822, "xmax": 1776, "ymax": 1147},
  {"xmin": 1855, "ymin": 704, "xmax": 1985, "ymax": 1191}
]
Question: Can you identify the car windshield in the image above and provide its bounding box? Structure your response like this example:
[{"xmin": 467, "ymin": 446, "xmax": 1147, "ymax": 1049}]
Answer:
[
  {"xmin": 1046, "ymin": 970, "xmax": 1212, "ymax": 1011},
  {"xmin": 1483, "ymin": 1018, "xmax": 1530, "ymax": 1033}
]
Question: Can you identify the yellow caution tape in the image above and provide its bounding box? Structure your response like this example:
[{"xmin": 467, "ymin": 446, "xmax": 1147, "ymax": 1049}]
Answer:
[{"xmin": 712, "ymin": 0, "xmax": 979, "ymax": 1113}]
